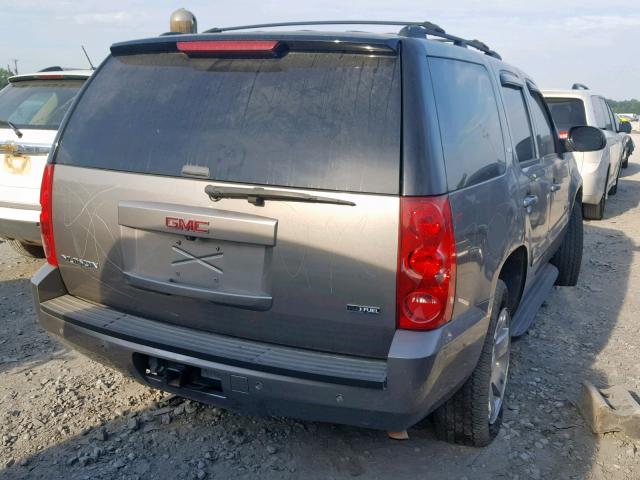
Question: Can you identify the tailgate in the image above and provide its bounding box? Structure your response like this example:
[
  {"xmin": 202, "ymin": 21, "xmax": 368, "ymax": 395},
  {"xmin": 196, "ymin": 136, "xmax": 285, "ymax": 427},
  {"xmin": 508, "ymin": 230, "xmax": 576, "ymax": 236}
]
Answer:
[{"xmin": 53, "ymin": 167, "xmax": 399, "ymax": 357}]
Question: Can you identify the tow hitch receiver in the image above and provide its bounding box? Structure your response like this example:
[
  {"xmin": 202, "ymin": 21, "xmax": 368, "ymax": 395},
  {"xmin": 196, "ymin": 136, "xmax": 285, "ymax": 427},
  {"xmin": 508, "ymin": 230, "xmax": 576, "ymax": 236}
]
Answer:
[{"xmin": 137, "ymin": 355, "xmax": 224, "ymax": 397}]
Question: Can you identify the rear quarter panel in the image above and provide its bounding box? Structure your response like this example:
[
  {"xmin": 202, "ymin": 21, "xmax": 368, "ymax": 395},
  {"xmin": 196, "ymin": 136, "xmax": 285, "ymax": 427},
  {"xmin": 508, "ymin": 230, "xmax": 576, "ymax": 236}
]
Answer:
[{"xmin": 420, "ymin": 43, "xmax": 525, "ymax": 320}]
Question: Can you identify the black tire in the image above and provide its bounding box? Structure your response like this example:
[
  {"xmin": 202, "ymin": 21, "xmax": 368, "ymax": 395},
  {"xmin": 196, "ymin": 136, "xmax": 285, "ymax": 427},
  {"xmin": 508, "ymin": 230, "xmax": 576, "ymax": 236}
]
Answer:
[
  {"xmin": 583, "ymin": 172, "xmax": 608, "ymax": 220},
  {"xmin": 551, "ymin": 198, "xmax": 583, "ymax": 286},
  {"xmin": 583, "ymin": 197, "xmax": 605, "ymax": 220},
  {"xmin": 432, "ymin": 280, "xmax": 510, "ymax": 447},
  {"xmin": 7, "ymin": 239, "xmax": 45, "ymax": 258},
  {"xmin": 622, "ymin": 153, "xmax": 629, "ymax": 169}
]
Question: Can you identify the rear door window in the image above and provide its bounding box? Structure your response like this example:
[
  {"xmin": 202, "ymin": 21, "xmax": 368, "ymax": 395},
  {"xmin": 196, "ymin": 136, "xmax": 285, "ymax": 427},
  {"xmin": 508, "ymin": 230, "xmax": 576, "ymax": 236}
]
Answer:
[
  {"xmin": 528, "ymin": 91, "xmax": 557, "ymax": 157},
  {"xmin": 546, "ymin": 97, "xmax": 587, "ymax": 131},
  {"xmin": 599, "ymin": 98, "xmax": 614, "ymax": 131},
  {"xmin": 428, "ymin": 57, "xmax": 505, "ymax": 190},
  {"xmin": 0, "ymin": 80, "xmax": 85, "ymax": 130},
  {"xmin": 55, "ymin": 51, "xmax": 401, "ymax": 195},
  {"xmin": 501, "ymin": 86, "xmax": 535, "ymax": 163},
  {"xmin": 603, "ymin": 101, "xmax": 618, "ymax": 132}
]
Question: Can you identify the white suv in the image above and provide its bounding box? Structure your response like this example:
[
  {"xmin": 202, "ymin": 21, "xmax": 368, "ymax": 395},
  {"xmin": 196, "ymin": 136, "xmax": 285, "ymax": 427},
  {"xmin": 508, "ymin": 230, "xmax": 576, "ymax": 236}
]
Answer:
[
  {"xmin": 543, "ymin": 87, "xmax": 629, "ymax": 220},
  {"xmin": 0, "ymin": 68, "xmax": 91, "ymax": 256}
]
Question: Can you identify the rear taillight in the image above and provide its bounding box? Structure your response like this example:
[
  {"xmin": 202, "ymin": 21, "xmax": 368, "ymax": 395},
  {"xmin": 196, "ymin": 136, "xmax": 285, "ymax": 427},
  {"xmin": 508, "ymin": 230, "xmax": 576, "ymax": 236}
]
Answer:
[
  {"xmin": 397, "ymin": 195, "xmax": 456, "ymax": 330},
  {"xmin": 559, "ymin": 130, "xmax": 569, "ymax": 140},
  {"xmin": 176, "ymin": 40, "xmax": 280, "ymax": 55},
  {"xmin": 39, "ymin": 164, "xmax": 57, "ymax": 266}
]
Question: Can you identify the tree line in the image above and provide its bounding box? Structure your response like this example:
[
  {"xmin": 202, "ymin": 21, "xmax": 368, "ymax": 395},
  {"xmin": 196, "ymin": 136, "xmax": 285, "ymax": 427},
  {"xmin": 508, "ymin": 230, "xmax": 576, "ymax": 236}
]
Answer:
[
  {"xmin": 1, "ymin": 67, "xmax": 17, "ymax": 89},
  {"xmin": 607, "ymin": 99, "xmax": 640, "ymax": 115}
]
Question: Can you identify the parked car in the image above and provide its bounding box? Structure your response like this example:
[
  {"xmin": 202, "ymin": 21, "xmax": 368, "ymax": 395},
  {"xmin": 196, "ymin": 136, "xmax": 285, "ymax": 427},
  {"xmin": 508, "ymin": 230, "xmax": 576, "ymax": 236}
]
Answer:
[
  {"xmin": 544, "ymin": 88, "xmax": 629, "ymax": 219},
  {"xmin": 31, "ymin": 21, "xmax": 600, "ymax": 446},
  {"xmin": 620, "ymin": 134, "xmax": 635, "ymax": 169},
  {"xmin": 616, "ymin": 115, "xmax": 636, "ymax": 169},
  {"xmin": 0, "ymin": 68, "xmax": 91, "ymax": 257},
  {"xmin": 617, "ymin": 113, "xmax": 638, "ymax": 122}
]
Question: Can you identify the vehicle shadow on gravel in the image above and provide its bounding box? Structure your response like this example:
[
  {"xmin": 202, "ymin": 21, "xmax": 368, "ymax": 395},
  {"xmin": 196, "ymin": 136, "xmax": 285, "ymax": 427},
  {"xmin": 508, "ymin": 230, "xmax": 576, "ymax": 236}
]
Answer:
[
  {"xmin": 598, "ymin": 163, "xmax": 640, "ymax": 219},
  {"xmin": 4, "ymin": 223, "xmax": 636, "ymax": 480},
  {"xmin": 0, "ymin": 277, "xmax": 65, "ymax": 375},
  {"xmin": 620, "ymin": 161, "xmax": 640, "ymax": 178}
]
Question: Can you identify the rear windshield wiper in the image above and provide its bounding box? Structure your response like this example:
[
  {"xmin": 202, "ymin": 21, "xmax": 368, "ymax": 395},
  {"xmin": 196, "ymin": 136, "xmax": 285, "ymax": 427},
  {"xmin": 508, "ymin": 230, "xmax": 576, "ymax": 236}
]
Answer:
[
  {"xmin": 0, "ymin": 119, "xmax": 23, "ymax": 138},
  {"xmin": 205, "ymin": 185, "xmax": 355, "ymax": 207}
]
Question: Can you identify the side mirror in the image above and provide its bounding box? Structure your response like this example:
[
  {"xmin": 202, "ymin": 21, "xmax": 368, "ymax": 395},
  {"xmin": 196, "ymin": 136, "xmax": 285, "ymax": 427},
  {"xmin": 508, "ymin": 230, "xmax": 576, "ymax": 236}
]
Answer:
[
  {"xmin": 618, "ymin": 122, "xmax": 632, "ymax": 134},
  {"xmin": 564, "ymin": 126, "xmax": 607, "ymax": 152}
]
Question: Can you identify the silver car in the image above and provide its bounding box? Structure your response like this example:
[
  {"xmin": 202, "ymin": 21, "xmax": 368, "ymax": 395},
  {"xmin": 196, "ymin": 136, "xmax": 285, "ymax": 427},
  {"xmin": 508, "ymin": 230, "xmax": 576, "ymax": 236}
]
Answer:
[{"xmin": 544, "ymin": 87, "xmax": 630, "ymax": 220}]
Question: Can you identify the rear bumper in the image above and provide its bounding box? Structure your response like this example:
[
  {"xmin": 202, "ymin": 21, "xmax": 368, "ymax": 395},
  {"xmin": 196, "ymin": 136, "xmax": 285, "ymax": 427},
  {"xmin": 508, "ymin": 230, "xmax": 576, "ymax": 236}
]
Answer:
[
  {"xmin": 0, "ymin": 205, "xmax": 41, "ymax": 244},
  {"xmin": 31, "ymin": 264, "xmax": 489, "ymax": 430}
]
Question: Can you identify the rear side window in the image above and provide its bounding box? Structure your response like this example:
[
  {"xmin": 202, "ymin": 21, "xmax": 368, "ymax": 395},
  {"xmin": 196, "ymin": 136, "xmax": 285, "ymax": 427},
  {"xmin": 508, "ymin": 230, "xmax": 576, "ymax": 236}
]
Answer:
[
  {"xmin": 429, "ymin": 57, "xmax": 505, "ymax": 190},
  {"xmin": 501, "ymin": 86, "xmax": 535, "ymax": 163},
  {"xmin": 546, "ymin": 97, "xmax": 587, "ymax": 131},
  {"xmin": 528, "ymin": 91, "xmax": 557, "ymax": 157},
  {"xmin": 0, "ymin": 80, "xmax": 84, "ymax": 130},
  {"xmin": 55, "ymin": 51, "xmax": 401, "ymax": 194},
  {"xmin": 591, "ymin": 96, "xmax": 608, "ymax": 129}
]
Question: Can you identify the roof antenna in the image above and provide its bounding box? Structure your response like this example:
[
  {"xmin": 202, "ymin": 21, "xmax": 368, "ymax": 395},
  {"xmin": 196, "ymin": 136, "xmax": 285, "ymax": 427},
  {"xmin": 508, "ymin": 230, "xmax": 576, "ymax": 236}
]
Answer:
[{"xmin": 81, "ymin": 45, "xmax": 95, "ymax": 70}]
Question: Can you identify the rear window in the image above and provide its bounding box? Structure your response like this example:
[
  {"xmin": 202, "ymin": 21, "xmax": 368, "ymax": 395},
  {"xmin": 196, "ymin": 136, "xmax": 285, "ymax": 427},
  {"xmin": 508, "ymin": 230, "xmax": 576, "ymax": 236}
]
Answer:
[
  {"xmin": 546, "ymin": 97, "xmax": 587, "ymax": 131},
  {"xmin": 55, "ymin": 51, "xmax": 401, "ymax": 194},
  {"xmin": 428, "ymin": 57, "xmax": 506, "ymax": 190},
  {"xmin": 0, "ymin": 79, "xmax": 85, "ymax": 130}
]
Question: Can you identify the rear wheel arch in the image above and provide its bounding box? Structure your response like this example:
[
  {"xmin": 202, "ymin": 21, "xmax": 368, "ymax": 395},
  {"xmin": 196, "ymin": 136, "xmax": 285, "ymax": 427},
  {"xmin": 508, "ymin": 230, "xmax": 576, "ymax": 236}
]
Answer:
[{"xmin": 497, "ymin": 246, "xmax": 528, "ymax": 314}]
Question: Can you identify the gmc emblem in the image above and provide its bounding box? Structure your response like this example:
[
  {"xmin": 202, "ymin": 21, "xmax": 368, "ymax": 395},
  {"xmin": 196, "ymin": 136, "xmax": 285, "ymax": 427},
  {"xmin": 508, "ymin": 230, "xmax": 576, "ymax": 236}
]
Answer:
[{"xmin": 165, "ymin": 216, "xmax": 210, "ymax": 234}]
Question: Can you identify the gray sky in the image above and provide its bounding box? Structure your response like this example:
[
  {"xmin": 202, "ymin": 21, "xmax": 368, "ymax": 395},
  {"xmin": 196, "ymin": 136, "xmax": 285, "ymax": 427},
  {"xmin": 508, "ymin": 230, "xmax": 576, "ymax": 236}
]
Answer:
[{"xmin": 2, "ymin": 0, "xmax": 639, "ymax": 99}]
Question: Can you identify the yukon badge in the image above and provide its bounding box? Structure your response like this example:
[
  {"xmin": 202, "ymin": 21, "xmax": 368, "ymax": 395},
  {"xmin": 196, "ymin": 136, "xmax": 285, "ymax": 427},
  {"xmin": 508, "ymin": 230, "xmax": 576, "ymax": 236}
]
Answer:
[{"xmin": 60, "ymin": 254, "xmax": 99, "ymax": 269}]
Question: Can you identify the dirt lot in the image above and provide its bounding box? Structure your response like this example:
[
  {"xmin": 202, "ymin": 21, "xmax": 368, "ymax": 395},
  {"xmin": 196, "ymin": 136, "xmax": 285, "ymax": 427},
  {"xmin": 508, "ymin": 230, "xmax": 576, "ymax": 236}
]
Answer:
[{"xmin": 1, "ymin": 138, "xmax": 640, "ymax": 480}]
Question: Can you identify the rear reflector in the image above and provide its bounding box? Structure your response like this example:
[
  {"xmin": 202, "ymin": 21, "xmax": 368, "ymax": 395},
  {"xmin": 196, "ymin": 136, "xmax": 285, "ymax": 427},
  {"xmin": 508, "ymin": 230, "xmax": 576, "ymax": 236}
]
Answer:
[
  {"xmin": 397, "ymin": 196, "xmax": 456, "ymax": 330},
  {"xmin": 176, "ymin": 40, "xmax": 280, "ymax": 55},
  {"xmin": 39, "ymin": 164, "xmax": 57, "ymax": 266}
]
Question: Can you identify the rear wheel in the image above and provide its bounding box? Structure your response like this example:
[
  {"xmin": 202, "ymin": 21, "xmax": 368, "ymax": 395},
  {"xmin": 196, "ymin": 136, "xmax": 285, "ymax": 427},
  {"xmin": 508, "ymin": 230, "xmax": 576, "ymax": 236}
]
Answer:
[
  {"xmin": 6, "ymin": 239, "xmax": 45, "ymax": 258},
  {"xmin": 583, "ymin": 172, "xmax": 608, "ymax": 220},
  {"xmin": 432, "ymin": 280, "xmax": 510, "ymax": 447},
  {"xmin": 622, "ymin": 152, "xmax": 629, "ymax": 169},
  {"xmin": 551, "ymin": 197, "xmax": 583, "ymax": 286}
]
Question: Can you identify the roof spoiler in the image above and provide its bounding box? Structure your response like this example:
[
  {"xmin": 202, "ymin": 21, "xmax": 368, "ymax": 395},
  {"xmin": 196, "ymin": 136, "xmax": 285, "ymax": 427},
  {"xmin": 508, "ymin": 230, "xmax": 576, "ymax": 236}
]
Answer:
[{"xmin": 110, "ymin": 36, "xmax": 398, "ymax": 56}]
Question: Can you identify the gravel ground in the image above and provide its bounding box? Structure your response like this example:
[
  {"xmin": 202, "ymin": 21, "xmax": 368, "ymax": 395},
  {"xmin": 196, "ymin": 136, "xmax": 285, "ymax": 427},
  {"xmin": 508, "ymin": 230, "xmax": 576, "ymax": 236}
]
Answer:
[{"xmin": 1, "ymin": 138, "xmax": 640, "ymax": 479}]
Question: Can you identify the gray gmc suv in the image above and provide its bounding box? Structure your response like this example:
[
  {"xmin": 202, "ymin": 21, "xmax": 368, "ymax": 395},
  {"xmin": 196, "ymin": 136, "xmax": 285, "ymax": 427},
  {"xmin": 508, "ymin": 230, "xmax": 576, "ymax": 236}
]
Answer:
[{"xmin": 31, "ymin": 21, "xmax": 604, "ymax": 446}]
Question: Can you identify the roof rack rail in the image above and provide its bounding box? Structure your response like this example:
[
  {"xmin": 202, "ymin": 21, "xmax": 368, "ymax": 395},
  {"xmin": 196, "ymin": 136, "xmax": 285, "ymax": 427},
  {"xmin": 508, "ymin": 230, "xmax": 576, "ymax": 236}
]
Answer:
[
  {"xmin": 203, "ymin": 20, "xmax": 502, "ymax": 60},
  {"xmin": 572, "ymin": 83, "xmax": 589, "ymax": 90}
]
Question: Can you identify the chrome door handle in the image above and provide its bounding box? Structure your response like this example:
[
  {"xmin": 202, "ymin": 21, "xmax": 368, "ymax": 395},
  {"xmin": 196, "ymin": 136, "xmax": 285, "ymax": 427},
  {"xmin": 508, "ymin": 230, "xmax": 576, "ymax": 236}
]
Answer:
[
  {"xmin": 523, "ymin": 195, "xmax": 538, "ymax": 208},
  {"xmin": 550, "ymin": 183, "xmax": 561, "ymax": 192}
]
